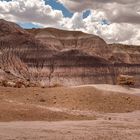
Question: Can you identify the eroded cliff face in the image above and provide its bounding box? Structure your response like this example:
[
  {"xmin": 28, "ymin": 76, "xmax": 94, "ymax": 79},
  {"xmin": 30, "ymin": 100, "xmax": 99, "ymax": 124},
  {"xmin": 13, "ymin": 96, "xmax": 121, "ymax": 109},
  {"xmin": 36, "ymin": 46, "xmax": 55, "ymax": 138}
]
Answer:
[
  {"xmin": 108, "ymin": 44, "xmax": 140, "ymax": 87},
  {"xmin": 27, "ymin": 28, "xmax": 111, "ymax": 59},
  {"xmin": 108, "ymin": 44, "xmax": 140, "ymax": 64},
  {"xmin": 0, "ymin": 19, "xmax": 140, "ymax": 87}
]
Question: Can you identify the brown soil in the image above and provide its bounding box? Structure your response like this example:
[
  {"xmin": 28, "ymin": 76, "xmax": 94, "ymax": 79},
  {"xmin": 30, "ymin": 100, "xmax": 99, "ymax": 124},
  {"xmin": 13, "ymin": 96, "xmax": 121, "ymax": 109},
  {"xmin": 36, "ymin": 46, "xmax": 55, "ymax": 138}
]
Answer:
[
  {"xmin": 0, "ymin": 84, "xmax": 140, "ymax": 139},
  {"xmin": 0, "ymin": 85, "xmax": 140, "ymax": 121}
]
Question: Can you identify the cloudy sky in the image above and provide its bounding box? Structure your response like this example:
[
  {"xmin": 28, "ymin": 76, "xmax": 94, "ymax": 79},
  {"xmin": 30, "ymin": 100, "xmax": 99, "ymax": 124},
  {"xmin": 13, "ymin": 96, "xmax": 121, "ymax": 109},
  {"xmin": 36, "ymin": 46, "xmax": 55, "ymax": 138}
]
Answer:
[{"xmin": 0, "ymin": 0, "xmax": 140, "ymax": 45}]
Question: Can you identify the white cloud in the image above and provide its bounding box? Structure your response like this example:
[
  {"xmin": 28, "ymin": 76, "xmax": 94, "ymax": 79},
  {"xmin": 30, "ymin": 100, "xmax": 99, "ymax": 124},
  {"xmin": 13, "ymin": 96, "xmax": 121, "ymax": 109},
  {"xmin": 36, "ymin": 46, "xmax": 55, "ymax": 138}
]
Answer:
[
  {"xmin": 58, "ymin": 0, "xmax": 140, "ymax": 45},
  {"xmin": 61, "ymin": 10, "xmax": 140, "ymax": 45},
  {"xmin": 0, "ymin": 0, "xmax": 63, "ymax": 27},
  {"xmin": 58, "ymin": 0, "xmax": 140, "ymax": 24},
  {"xmin": 0, "ymin": 0, "xmax": 140, "ymax": 45}
]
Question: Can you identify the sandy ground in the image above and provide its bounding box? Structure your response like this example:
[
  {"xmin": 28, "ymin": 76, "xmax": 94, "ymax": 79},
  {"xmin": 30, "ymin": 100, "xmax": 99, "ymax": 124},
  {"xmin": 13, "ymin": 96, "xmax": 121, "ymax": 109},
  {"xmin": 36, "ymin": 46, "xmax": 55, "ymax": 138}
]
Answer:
[
  {"xmin": 74, "ymin": 84, "xmax": 140, "ymax": 95},
  {"xmin": 0, "ymin": 111, "xmax": 140, "ymax": 140},
  {"xmin": 0, "ymin": 84, "xmax": 140, "ymax": 140}
]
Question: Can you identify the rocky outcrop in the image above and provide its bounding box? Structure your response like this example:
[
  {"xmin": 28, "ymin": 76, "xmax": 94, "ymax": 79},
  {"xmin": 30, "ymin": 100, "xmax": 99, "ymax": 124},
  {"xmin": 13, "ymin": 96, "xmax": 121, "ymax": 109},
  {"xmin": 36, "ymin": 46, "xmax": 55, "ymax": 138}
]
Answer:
[
  {"xmin": 108, "ymin": 44, "xmax": 140, "ymax": 87},
  {"xmin": 108, "ymin": 44, "xmax": 140, "ymax": 64},
  {"xmin": 0, "ymin": 19, "xmax": 140, "ymax": 87}
]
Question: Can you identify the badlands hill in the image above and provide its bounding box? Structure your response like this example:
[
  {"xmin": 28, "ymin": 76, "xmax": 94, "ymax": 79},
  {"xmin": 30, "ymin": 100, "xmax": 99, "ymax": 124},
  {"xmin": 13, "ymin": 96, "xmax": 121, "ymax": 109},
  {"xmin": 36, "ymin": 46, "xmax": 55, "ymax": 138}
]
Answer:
[{"xmin": 0, "ymin": 19, "xmax": 140, "ymax": 87}]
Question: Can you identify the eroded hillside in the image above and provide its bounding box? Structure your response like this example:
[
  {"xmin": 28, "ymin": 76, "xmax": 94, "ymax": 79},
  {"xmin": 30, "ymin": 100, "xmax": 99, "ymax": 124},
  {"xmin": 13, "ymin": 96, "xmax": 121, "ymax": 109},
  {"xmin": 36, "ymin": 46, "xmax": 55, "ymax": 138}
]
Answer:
[{"xmin": 0, "ymin": 19, "xmax": 140, "ymax": 87}]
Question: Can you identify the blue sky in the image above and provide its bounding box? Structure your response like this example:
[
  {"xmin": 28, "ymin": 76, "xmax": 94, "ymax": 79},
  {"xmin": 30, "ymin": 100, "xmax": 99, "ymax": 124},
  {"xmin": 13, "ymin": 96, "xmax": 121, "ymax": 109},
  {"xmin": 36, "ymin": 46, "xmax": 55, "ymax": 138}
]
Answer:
[
  {"xmin": 45, "ymin": 0, "xmax": 73, "ymax": 18},
  {"xmin": 19, "ymin": 22, "xmax": 41, "ymax": 29}
]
